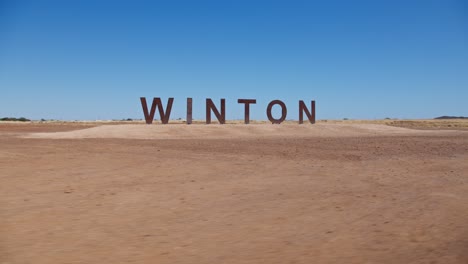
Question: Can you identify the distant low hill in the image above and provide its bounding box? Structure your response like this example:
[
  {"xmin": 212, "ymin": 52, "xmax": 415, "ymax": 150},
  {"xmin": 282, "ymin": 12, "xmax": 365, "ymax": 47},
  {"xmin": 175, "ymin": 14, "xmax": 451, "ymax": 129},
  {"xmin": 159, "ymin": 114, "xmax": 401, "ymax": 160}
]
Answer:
[{"xmin": 434, "ymin": 116, "xmax": 468, "ymax": 119}]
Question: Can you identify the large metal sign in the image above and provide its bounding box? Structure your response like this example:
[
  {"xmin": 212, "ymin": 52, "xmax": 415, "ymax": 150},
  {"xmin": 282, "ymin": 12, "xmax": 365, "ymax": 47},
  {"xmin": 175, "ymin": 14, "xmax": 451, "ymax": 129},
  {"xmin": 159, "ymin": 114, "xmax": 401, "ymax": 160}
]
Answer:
[{"xmin": 140, "ymin": 97, "xmax": 315, "ymax": 124}]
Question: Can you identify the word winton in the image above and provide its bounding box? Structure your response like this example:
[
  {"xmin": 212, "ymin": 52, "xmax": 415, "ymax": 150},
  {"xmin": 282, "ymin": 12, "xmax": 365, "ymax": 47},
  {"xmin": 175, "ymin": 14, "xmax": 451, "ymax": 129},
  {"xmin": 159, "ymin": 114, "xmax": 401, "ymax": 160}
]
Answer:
[{"xmin": 140, "ymin": 97, "xmax": 316, "ymax": 124}]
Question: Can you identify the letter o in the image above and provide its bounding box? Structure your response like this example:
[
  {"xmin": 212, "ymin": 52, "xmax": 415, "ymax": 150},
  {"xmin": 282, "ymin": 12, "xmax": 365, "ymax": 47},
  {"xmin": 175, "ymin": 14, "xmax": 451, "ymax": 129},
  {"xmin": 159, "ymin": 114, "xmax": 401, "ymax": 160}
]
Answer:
[{"xmin": 266, "ymin": 100, "xmax": 287, "ymax": 124}]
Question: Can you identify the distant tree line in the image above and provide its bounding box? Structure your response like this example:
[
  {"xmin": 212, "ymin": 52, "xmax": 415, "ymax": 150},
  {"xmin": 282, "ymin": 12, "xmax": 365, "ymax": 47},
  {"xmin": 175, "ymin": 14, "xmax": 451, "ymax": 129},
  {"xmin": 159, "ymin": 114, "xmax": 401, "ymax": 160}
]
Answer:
[
  {"xmin": 0, "ymin": 117, "xmax": 31, "ymax": 122},
  {"xmin": 434, "ymin": 116, "xmax": 468, "ymax": 119}
]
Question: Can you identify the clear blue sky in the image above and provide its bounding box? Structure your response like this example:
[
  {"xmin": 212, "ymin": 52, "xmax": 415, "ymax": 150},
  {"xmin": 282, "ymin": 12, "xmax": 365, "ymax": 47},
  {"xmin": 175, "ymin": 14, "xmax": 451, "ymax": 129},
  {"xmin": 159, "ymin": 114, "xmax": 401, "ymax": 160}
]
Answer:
[{"xmin": 1, "ymin": 0, "xmax": 467, "ymax": 120}]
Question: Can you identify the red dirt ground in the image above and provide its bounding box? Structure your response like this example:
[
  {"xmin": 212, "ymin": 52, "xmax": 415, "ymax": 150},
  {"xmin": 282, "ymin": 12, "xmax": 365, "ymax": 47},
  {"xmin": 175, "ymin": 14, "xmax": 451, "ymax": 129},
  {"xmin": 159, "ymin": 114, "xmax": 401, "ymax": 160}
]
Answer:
[{"xmin": 1, "ymin": 123, "xmax": 468, "ymax": 264}]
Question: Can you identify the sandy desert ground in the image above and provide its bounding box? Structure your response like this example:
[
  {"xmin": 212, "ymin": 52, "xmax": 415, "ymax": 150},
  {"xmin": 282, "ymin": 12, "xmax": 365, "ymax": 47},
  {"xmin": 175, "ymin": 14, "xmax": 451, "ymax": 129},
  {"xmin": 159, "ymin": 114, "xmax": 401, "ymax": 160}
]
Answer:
[{"xmin": 1, "ymin": 120, "xmax": 468, "ymax": 264}]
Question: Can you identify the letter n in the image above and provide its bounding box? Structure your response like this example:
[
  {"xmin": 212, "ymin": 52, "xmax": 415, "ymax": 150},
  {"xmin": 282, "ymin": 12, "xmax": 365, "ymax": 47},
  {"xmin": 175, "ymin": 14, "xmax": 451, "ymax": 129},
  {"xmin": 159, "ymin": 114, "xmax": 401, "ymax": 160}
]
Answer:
[
  {"xmin": 206, "ymin": 98, "xmax": 225, "ymax": 124},
  {"xmin": 140, "ymin": 97, "xmax": 174, "ymax": 124},
  {"xmin": 299, "ymin": 100, "xmax": 315, "ymax": 124}
]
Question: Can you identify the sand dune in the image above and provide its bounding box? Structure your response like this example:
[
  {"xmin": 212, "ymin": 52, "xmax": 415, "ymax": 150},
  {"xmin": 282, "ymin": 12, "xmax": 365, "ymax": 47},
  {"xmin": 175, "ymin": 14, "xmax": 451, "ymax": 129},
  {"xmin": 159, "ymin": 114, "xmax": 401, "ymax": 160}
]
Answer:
[{"xmin": 22, "ymin": 123, "xmax": 463, "ymax": 139}]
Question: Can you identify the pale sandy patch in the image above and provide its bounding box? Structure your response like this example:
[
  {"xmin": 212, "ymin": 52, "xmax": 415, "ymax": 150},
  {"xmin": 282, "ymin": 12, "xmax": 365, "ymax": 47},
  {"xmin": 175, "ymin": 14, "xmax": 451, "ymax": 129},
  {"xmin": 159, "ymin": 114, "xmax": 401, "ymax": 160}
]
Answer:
[{"xmin": 22, "ymin": 123, "xmax": 464, "ymax": 139}]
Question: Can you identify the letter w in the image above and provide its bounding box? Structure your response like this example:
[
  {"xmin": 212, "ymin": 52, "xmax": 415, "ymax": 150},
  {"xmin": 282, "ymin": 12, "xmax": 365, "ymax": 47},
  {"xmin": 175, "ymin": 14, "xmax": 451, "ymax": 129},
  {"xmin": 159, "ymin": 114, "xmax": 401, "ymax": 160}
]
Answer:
[{"xmin": 140, "ymin": 97, "xmax": 174, "ymax": 124}]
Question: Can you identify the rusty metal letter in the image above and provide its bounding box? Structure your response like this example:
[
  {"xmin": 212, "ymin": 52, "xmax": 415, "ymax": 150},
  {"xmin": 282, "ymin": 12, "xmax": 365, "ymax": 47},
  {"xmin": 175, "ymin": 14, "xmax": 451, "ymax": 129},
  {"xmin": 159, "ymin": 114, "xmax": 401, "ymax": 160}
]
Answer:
[
  {"xmin": 187, "ymin": 98, "xmax": 193, "ymax": 124},
  {"xmin": 140, "ymin": 97, "xmax": 174, "ymax": 124},
  {"xmin": 266, "ymin": 100, "xmax": 287, "ymax": 124},
  {"xmin": 299, "ymin": 100, "xmax": 316, "ymax": 124},
  {"xmin": 206, "ymin": 98, "xmax": 225, "ymax": 124},
  {"xmin": 238, "ymin": 99, "xmax": 256, "ymax": 124}
]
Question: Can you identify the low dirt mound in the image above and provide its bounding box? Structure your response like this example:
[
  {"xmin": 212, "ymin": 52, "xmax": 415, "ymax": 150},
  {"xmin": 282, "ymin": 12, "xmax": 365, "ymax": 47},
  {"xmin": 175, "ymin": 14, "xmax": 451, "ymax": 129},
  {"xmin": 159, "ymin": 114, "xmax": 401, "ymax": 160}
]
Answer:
[{"xmin": 22, "ymin": 124, "xmax": 460, "ymax": 139}]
